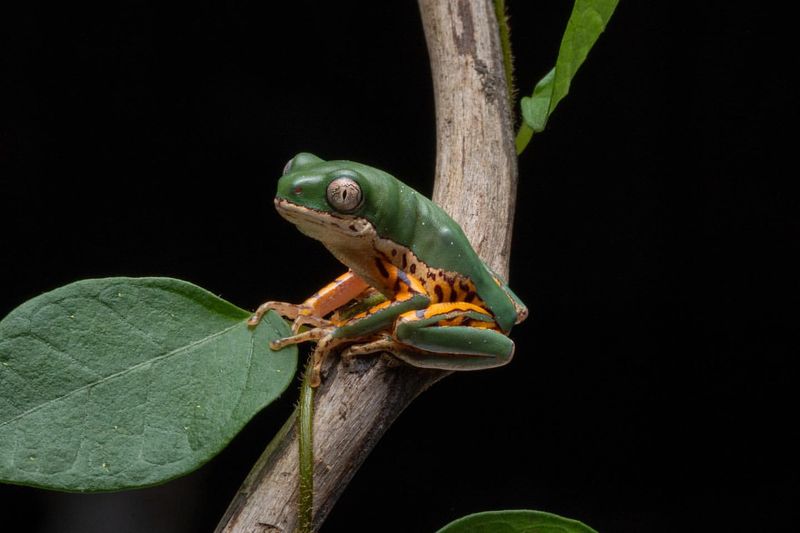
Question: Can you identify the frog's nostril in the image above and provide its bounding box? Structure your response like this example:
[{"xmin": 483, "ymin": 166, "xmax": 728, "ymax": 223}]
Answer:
[{"xmin": 293, "ymin": 186, "xmax": 303, "ymax": 195}]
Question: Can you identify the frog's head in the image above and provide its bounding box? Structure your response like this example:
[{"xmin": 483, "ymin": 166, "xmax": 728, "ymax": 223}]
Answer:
[{"xmin": 274, "ymin": 152, "xmax": 402, "ymax": 243}]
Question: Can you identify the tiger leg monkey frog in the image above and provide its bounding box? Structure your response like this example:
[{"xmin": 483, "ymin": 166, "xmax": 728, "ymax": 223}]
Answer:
[{"xmin": 249, "ymin": 153, "xmax": 528, "ymax": 387}]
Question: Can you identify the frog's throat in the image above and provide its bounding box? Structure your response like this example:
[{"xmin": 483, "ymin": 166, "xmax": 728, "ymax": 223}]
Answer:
[
  {"xmin": 274, "ymin": 198, "xmax": 372, "ymax": 240},
  {"xmin": 275, "ymin": 197, "xmax": 390, "ymax": 292}
]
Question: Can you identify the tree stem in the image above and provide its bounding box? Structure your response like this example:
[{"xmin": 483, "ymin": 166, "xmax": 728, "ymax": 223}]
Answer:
[{"xmin": 215, "ymin": 1, "xmax": 518, "ymax": 530}]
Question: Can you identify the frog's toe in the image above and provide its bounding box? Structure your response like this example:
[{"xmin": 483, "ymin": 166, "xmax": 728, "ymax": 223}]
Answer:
[
  {"xmin": 269, "ymin": 337, "xmax": 290, "ymax": 350},
  {"xmin": 268, "ymin": 326, "xmax": 333, "ymax": 351},
  {"xmin": 291, "ymin": 315, "xmax": 332, "ymax": 334}
]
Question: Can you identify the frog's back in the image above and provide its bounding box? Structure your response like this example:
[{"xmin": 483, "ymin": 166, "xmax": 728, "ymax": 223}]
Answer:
[{"xmin": 356, "ymin": 164, "xmax": 522, "ymax": 332}]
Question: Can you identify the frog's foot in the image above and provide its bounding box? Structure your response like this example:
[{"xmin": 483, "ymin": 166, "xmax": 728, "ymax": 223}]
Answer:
[
  {"xmin": 307, "ymin": 333, "xmax": 354, "ymax": 388},
  {"xmin": 340, "ymin": 335, "xmax": 402, "ymax": 363},
  {"xmin": 338, "ymin": 336, "xmax": 409, "ymax": 371},
  {"xmin": 290, "ymin": 314, "xmax": 333, "ymax": 335},
  {"xmin": 270, "ymin": 325, "xmax": 333, "ymax": 350},
  {"xmin": 248, "ymin": 301, "xmax": 310, "ymax": 327}
]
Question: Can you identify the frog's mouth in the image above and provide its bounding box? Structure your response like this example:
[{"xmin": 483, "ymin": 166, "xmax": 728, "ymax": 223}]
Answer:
[{"xmin": 274, "ymin": 198, "xmax": 373, "ymax": 240}]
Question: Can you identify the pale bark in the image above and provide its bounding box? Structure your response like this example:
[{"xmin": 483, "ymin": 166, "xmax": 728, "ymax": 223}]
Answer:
[{"xmin": 215, "ymin": 1, "xmax": 518, "ymax": 531}]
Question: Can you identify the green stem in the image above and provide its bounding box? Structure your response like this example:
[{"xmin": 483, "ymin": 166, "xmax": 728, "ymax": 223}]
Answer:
[
  {"xmin": 515, "ymin": 122, "xmax": 533, "ymax": 155},
  {"xmin": 494, "ymin": 0, "xmax": 515, "ymax": 109},
  {"xmin": 297, "ymin": 361, "xmax": 315, "ymax": 532}
]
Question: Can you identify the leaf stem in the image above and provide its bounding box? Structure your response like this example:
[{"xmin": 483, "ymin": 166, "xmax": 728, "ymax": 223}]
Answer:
[
  {"xmin": 515, "ymin": 122, "xmax": 533, "ymax": 155},
  {"xmin": 297, "ymin": 361, "xmax": 315, "ymax": 533}
]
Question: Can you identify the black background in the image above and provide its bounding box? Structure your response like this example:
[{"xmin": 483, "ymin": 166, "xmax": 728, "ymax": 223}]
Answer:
[{"xmin": 1, "ymin": 1, "xmax": 796, "ymax": 532}]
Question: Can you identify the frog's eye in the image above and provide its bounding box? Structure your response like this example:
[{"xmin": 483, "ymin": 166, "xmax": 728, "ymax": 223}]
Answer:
[
  {"xmin": 282, "ymin": 157, "xmax": 294, "ymax": 176},
  {"xmin": 326, "ymin": 177, "xmax": 363, "ymax": 213}
]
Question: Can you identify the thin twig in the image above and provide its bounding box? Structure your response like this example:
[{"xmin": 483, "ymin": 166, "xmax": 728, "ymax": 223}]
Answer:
[{"xmin": 297, "ymin": 364, "xmax": 314, "ymax": 532}]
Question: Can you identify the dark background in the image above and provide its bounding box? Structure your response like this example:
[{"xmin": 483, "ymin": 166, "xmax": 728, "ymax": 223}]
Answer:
[{"xmin": 1, "ymin": 1, "xmax": 795, "ymax": 532}]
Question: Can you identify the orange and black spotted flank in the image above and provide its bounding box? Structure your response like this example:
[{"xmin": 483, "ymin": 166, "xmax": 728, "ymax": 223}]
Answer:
[
  {"xmin": 433, "ymin": 284, "xmax": 444, "ymax": 302},
  {"xmin": 444, "ymin": 277, "xmax": 458, "ymax": 302},
  {"xmin": 372, "ymin": 237, "xmax": 491, "ymax": 319}
]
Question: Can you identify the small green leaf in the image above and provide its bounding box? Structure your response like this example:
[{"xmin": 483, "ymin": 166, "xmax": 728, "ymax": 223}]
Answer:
[
  {"xmin": 0, "ymin": 277, "xmax": 297, "ymax": 492},
  {"xmin": 520, "ymin": 68, "xmax": 556, "ymax": 133},
  {"xmin": 517, "ymin": 0, "xmax": 619, "ymax": 153},
  {"xmin": 437, "ymin": 509, "xmax": 598, "ymax": 533}
]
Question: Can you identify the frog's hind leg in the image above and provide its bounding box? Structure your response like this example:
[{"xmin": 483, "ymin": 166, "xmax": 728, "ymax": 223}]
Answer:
[
  {"xmin": 339, "ymin": 335, "xmax": 406, "ymax": 365},
  {"xmin": 390, "ymin": 303, "xmax": 515, "ymax": 371},
  {"xmin": 391, "ymin": 327, "xmax": 515, "ymax": 371}
]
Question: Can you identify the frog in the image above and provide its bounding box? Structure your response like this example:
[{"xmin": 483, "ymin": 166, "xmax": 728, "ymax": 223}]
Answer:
[{"xmin": 249, "ymin": 153, "xmax": 528, "ymax": 387}]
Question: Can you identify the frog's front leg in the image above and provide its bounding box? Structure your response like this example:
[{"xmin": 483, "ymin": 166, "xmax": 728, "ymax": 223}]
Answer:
[
  {"xmin": 343, "ymin": 302, "xmax": 514, "ymax": 371},
  {"xmin": 248, "ymin": 270, "xmax": 370, "ymax": 333},
  {"xmin": 302, "ymin": 261, "xmax": 431, "ymax": 386}
]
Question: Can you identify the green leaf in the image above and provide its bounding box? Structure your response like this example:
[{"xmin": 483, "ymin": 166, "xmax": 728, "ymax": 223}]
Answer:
[
  {"xmin": 437, "ymin": 510, "xmax": 597, "ymax": 533},
  {"xmin": 0, "ymin": 277, "xmax": 297, "ymax": 492},
  {"xmin": 520, "ymin": 67, "xmax": 556, "ymax": 133},
  {"xmin": 517, "ymin": 0, "xmax": 619, "ymax": 152}
]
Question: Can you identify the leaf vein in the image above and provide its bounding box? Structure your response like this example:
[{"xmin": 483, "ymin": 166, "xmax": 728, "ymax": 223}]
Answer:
[{"xmin": 0, "ymin": 322, "xmax": 242, "ymax": 429}]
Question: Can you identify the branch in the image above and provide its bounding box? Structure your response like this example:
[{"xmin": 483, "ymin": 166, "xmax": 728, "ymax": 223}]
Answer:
[{"xmin": 215, "ymin": 1, "xmax": 518, "ymax": 531}]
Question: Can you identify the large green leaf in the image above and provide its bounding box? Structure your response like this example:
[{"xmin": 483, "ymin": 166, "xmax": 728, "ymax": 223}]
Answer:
[
  {"xmin": 437, "ymin": 510, "xmax": 597, "ymax": 533},
  {"xmin": 516, "ymin": 0, "xmax": 619, "ymax": 153},
  {"xmin": 0, "ymin": 277, "xmax": 296, "ymax": 492}
]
